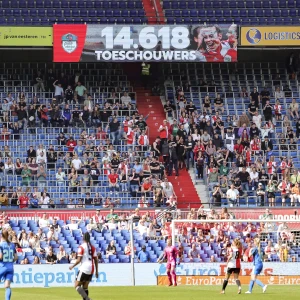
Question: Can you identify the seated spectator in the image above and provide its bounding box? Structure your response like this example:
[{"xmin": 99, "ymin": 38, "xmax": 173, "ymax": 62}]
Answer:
[
  {"xmin": 146, "ymin": 222, "xmax": 157, "ymax": 239},
  {"xmin": 289, "ymin": 98, "xmax": 299, "ymax": 119},
  {"xmin": 29, "ymin": 194, "xmax": 39, "ymax": 208},
  {"xmin": 141, "ymin": 178, "xmax": 152, "ymax": 194},
  {"xmin": 188, "ymin": 243, "xmax": 201, "ymax": 261},
  {"xmin": 137, "ymin": 245, "xmax": 150, "ymax": 263},
  {"xmin": 57, "ymin": 245, "xmax": 69, "ymax": 264},
  {"xmin": 69, "ymin": 251, "xmax": 77, "ymax": 264},
  {"xmin": 118, "ymin": 214, "xmax": 128, "ymax": 231},
  {"xmin": 66, "ymin": 217, "xmax": 83, "ymax": 233},
  {"xmin": 264, "ymin": 240, "xmax": 276, "ymax": 261},
  {"xmin": 135, "ymin": 217, "xmax": 148, "ymax": 235},
  {"xmin": 124, "ymin": 241, "xmax": 136, "ymax": 256},
  {"xmin": 46, "ymin": 248, "xmax": 57, "ymax": 265},
  {"xmin": 106, "ymin": 209, "xmax": 119, "ymax": 231},
  {"xmin": 19, "ymin": 232, "xmax": 32, "ymax": 252},
  {"xmin": 106, "ymin": 240, "xmax": 116, "ymax": 258},
  {"xmin": 33, "ymin": 256, "xmax": 41, "ymax": 265},
  {"xmin": 47, "ymin": 225, "xmax": 59, "ymax": 244}
]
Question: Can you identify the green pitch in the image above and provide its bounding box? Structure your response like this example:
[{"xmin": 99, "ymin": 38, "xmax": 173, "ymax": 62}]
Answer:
[{"xmin": 0, "ymin": 285, "xmax": 299, "ymax": 300}]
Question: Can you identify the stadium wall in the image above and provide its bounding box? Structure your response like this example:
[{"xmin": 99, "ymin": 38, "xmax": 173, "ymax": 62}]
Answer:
[{"xmin": 7, "ymin": 262, "xmax": 300, "ymax": 287}]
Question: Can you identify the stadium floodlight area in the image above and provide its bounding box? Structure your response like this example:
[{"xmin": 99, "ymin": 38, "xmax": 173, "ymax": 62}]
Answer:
[{"xmin": 171, "ymin": 219, "xmax": 300, "ymax": 263}]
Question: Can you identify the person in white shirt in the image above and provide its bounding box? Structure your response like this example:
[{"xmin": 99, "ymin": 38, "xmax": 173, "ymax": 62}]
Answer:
[
  {"xmin": 72, "ymin": 154, "xmax": 82, "ymax": 171},
  {"xmin": 225, "ymin": 127, "xmax": 235, "ymax": 152},
  {"xmin": 121, "ymin": 92, "xmax": 131, "ymax": 106},
  {"xmin": 67, "ymin": 217, "xmax": 83, "ymax": 234},
  {"xmin": 135, "ymin": 219, "xmax": 148, "ymax": 235},
  {"xmin": 226, "ymin": 184, "xmax": 239, "ymax": 207},
  {"xmin": 39, "ymin": 213, "xmax": 50, "ymax": 228},
  {"xmin": 47, "ymin": 226, "xmax": 59, "ymax": 244},
  {"xmin": 36, "ymin": 151, "xmax": 47, "ymax": 165},
  {"xmin": 161, "ymin": 178, "xmax": 176, "ymax": 199},
  {"xmin": 264, "ymin": 240, "xmax": 275, "ymax": 260},
  {"xmin": 252, "ymin": 111, "xmax": 262, "ymax": 128},
  {"xmin": 56, "ymin": 167, "xmax": 66, "ymax": 187},
  {"xmin": 53, "ymin": 80, "xmax": 64, "ymax": 103},
  {"xmin": 39, "ymin": 193, "xmax": 50, "ymax": 209},
  {"xmin": 86, "ymin": 218, "xmax": 98, "ymax": 232},
  {"xmin": 36, "ymin": 144, "xmax": 46, "ymax": 157}
]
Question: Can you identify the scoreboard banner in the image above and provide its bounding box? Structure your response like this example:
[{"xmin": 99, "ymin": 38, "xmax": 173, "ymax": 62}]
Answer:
[
  {"xmin": 241, "ymin": 26, "xmax": 300, "ymax": 46},
  {"xmin": 53, "ymin": 24, "xmax": 238, "ymax": 62}
]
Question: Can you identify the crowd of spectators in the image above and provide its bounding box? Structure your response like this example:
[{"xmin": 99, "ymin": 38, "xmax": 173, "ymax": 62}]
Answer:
[
  {"xmin": 169, "ymin": 82, "xmax": 300, "ymax": 207},
  {"xmin": 4, "ymin": 206, "xmax": 298, "ymax": 264},
  {"xmin": 0, "ymin": 69, "xmax": 181, "ymax": 208}
]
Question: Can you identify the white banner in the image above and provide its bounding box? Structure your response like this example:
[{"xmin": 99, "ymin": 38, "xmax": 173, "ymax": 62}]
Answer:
[{"xmin": 3, "ymin": 262, "xmax": 300, "ymax": 287}]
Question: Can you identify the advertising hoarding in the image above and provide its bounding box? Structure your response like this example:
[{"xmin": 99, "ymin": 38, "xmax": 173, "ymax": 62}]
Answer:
[
  {"xmin": 0, "ymin": 27, "xmax": 52, "ymax": 46},
  {"xmin": 241, "ymin": 26, "xmax": 300, "ymax": 46}
]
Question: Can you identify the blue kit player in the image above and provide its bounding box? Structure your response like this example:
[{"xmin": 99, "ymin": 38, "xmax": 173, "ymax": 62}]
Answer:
[
  {"xmin": 0, "ymin": 230, "xmax": 17, "ymax": 300},
  {"xmin": 245, "ymin": 237, "xmax": 268, "ymax": 294}
]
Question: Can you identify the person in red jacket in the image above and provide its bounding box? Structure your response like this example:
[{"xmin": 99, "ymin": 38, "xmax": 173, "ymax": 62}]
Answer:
[
  {"xmin": 18, "ymin": 192, "xmax": 29, "ymax": 209},
  {"xmin": 158, "ymin": 120, "xmax": 168, "ymax": 143},
  {"xmin": 66, "ymin": 136, "xmax": 77, "ymax": 154}
]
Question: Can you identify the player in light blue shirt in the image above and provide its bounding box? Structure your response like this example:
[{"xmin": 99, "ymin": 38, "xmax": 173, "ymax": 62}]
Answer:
[
  {"xmin": 245, "ymin": 237, "xmax": 268, "ymax": 294},
  {"xmin": 0, "ymin": 230, "xmax": 17, "ymax": 300}
]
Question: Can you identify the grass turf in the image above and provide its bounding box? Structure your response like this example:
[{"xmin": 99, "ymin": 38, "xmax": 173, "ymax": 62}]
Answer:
[{"xmin": 0, "ymin": 285, "xmax": 299, "ymax": 300}]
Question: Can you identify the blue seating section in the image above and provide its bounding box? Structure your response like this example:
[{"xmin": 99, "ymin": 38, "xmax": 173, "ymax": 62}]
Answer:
[
  {"xmin": 0, "ymin": 0, "xmax": 146, "ymax": 24},
  {"xmin": 164, "ymin": 0, "xmax": 300, "ymax": 24},
  {"xmin": 11, "ymin": 218, "xmax": 297, "ymax": 264}
]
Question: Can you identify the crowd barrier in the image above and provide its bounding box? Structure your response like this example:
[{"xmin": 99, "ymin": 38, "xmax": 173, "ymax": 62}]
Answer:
[{"xmin": 6, "ymin": 262, "xmax": 300, "ymax": 287}]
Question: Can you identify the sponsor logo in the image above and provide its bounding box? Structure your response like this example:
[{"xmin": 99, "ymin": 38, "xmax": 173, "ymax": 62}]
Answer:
[
  {"xmin": 246, "ymin": 28, "xmax": 262, "ymax": 44},
  {"xmin": 158, "ymin": 275, "xmax": 300, "ymax": 286},
  {"xmin": 62, "ymin": 33, "xmax": 78, "ymax": 53}
]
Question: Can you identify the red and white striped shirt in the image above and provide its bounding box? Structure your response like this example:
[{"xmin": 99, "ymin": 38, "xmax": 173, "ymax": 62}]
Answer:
[{"xmin": 78, "ymin": 242, "xmax": 97, "ymax": 274}]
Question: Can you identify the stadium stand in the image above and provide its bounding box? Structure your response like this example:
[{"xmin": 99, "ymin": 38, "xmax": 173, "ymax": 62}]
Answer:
[
  {"xmin": 164, "ymin": 61, "xmax": 300, "ymax": 207},
  {"xmin": 2, "ymin": 207, "xmax": 299, "ymax": 264},
  {"xmin": 163, "ymin": 0, "xmax": 300, "ymax": 25}
]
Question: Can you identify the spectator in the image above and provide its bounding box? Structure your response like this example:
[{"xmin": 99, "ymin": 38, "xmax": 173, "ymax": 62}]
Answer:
[
  {"xmin": 79, "ymin": 169, "xmax": 92, "ymax": 193},
  {"xmin": 37, "ymin": 165, "xmax": 47, "ymax": 189},
  {"xmin": 39, "ymin": 192, "xmax": 50, "ymax": 209},
  {"xmin": 106, "ymin": 240, "xmax": 116, "ymax": 258},
  {"xmin": 121, "ymin": 92, "xmax": 131, "ymax": 106},
  {"xmin": 108, "ymin": 169, "xmax": 119, "ymax": 194},
  {"xmin": 106, "ymin": 208, "xmax": 119, "ymax": 231},
  {"xmin": 108, "ymin": 117, "xmax": 121, "ymax": 145},
  {"xmin": 86, "ymin": 218, "xmax": 98, "ymax": 232},
  {"xmin": 289, "ymin": 98, "xmax": 299, "ymax": 119},
  {"xmin": 46, "ymin": 248, "xmax": 57, "ymax": 265},
  {"xmin": 57, "ymin": 245, "xmax": 69, "ymax": 264},
  {"xmin": 188, "ymin": 243, "xmax": 201, "ymax": 261},
  {"xmin": 124, "ymin": 241, "xmax": 136, "ymax": 256},
  {"xmin": 256, "ymin": 183, "xmax": 266, "ymax": 206},
  {"xmin": 29, "ymin": 194, "xmax": 39, "ymax": 209},
  {"xmin": 237, "ymin": 167, "xmax": 250, "ymax": 192},
  {"xmin": 47, "ymin": 225, "xmax": 59, "ymax": 244},
  {"xmin": 56, "ymin": 167, "xmax": 66, "ymax": 188},
  {"xmin": 33, "ymin": 256, "xmax": 41, "ymax": 265},
  {"xmin": 137, "ymin": 245, "xmax": 150, "ymax": 262},
  {"xmin": 21, "ymin": 164, "xmax": 31, "ymax": 186},
  {"xmin": 75, "ymin": 81, "xmax": 86, "ymax": 103},
  {"xmin": 226, "ymin": 184, "xmax": 239, "ymax": 207},
  {"xmin": 250, "ymin": 87, "xmax": 260, "ymax": 106},
  {"xmin": 18, "ymin": 192, "xmax": 29, "ymax": 209}
]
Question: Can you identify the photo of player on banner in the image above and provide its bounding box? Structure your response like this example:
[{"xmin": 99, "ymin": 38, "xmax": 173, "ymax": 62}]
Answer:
[{"xmin": 191, "ymin": 24, "xmax": 238, "ymax": 62}]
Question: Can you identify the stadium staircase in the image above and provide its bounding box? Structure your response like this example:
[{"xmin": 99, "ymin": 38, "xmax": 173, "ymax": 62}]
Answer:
[
  {"xmin": 142, "ymin": 0, "xmax": 165, "ymax": 24},
  {"xmin": 135, "ymin": 84, "xmax": 201, "ymax": 209}
]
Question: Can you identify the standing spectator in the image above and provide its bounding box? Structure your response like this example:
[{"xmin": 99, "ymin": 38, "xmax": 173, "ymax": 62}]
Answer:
[
  {"xmin": 168, "ymin": 140, "xmax": 179, "ymax": 176},
  {"xmin": 18, "ymin": 192, "xmax": 29, "ymax": 209},
  {"xmin": 53, "ymin": 80, "xmax": 64, "ymax": 103},
  {"xmin": 237, "ymin": 167, "xmax": 250, "ymax": 192},
  {"xmin": 121, "ymin": 92, "xmax": 131, "ymax": 106},
  {"xmin": 16, "ymin": 105, "xmax": 28, "ymax": 129},
  {"xmin": 80, "ymin": 169, "xmax": 92, "ymax": 193},
  {"xmin": 65, "ymin": 85, "xmax": 74, "ymax": 103},
  {"xmin": 34, "ymin": 71, "xmax": 45, "ymax": 92},
  {"xmin": 75, "ymin": 81, "xmax": 86, "ymax": 103},
  {"xmin": 263, "ymin": 100, "xmax": 273, "ymax": 122},
  {"xmin": 250, "ymin": 87, "xmax": 260, "ymax": 106},
  {"xmin": 260, "ymin": 87, "xmax": 270, "ymax": 107},
  {"xmin": 37, "ymin": 165, "xmax": 47, "ymax": 190},
  {"xmin": 289, "ymin": 98, "xmax": 299, "ymax": 120},
  {"xmin": 158, "ymin": 120, "xmax": 169, "ymax": 143},
  {"xmin": 256, "ymin": 183, "xmax": 266, "ymax": 206},
  {"xmin": 21, "ymin": 164, "xmax": 31, "ymax": 186},
  {"xmin": 108, "ymin": 117, "xmax": 120, "ymax": 145},
  {"xmin": 108, "ymin": 169, "xmax": 119, "ymax": 194}
]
